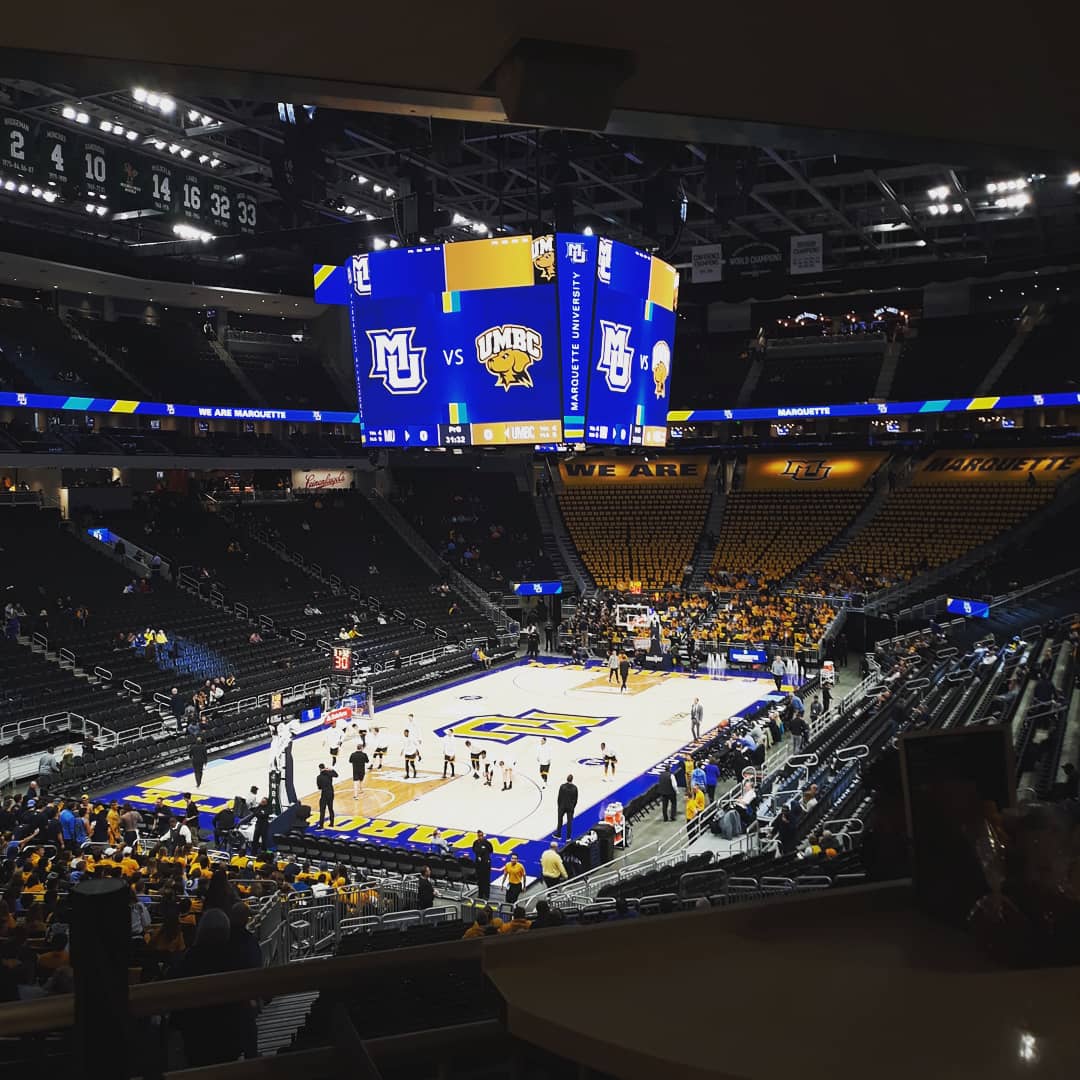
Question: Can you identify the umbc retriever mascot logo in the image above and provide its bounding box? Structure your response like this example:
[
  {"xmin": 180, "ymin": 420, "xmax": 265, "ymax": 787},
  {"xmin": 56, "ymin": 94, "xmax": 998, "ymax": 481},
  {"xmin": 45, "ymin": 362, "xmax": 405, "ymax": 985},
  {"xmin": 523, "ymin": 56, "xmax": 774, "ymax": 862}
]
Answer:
[
  {"xmin": 651, "ymin": 340, "xmax": 671, "ymax": 400},
  {"xmin": 476, "ymin": 325, "xmax": 543, "ymax": 390},
  {"xmin": 531, "ymin": 234, "xmax": 556, "ymax": 281}
]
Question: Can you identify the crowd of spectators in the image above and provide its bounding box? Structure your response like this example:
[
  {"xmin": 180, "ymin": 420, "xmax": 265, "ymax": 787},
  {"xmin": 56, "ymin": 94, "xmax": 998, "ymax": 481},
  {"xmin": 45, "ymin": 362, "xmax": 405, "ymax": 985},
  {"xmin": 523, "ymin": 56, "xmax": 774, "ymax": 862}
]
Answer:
[{"xmin": 567, "ymin": 587, "xmax": 835, "ymax": 660}]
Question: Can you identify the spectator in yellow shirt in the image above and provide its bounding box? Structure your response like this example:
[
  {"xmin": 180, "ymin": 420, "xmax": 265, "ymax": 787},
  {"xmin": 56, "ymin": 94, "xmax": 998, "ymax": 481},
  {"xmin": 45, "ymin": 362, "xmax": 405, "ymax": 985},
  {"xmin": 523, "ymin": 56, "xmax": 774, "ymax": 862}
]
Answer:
[
  {"xmin": 685, "ymin": 785, "xmax": 706, "ymax": 841},
  {"xmin": 499, "ymin": 854, "xmax": 526, "ymax": 905}
]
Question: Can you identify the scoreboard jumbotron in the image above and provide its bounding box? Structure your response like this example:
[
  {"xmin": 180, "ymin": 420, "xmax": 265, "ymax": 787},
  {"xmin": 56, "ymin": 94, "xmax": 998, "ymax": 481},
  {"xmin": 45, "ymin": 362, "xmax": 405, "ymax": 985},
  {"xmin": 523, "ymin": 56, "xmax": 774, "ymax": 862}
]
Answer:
[{"xmin": 315, "ymin": 233, "xmax": 679, "ymax": 448}]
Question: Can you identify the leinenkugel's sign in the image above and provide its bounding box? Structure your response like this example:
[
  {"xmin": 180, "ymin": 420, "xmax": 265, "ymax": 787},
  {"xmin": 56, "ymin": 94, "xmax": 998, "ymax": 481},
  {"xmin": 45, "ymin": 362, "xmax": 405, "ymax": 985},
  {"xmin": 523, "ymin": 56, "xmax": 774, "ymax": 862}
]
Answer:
[
  {"xmin": 914, "ymin": 450, "xmax": 1079, "ymax": 485},
  {"xmin": 291, "ymin": 468, "xmax": 355, "ymax": 492},
  {"xmin": 743, "ymin": 452, "xmax": 886, "ymax": 491},
  {"xmin": 559, "ymin": 456, "xmax": 711, "ymax": 486}
]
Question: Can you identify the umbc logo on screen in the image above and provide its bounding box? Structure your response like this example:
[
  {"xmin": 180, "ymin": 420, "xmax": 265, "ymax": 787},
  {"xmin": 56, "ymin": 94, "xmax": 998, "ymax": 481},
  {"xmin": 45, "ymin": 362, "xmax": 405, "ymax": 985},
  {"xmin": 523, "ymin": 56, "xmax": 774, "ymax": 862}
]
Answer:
[
  {"xmin": 652, "ymin": 341, "xmax": 671, "ymax": 400},
  {"xmin": 531, "ymin": 235, "xmax": 555, "ymax": 281},
  {"xmin": 366, "ymin": 327, "xmax": 427, "ymax": 394},
  {"xmin": 597, "ymin": 320, "xmax": 634, "ymax": 392},
  {"xmin": 475, "ymin": 325, "xmax": 542, "ymax": 389},
  {"xmin": 435, "ymin": 708, "xmax": 618, "ymax": 744}
]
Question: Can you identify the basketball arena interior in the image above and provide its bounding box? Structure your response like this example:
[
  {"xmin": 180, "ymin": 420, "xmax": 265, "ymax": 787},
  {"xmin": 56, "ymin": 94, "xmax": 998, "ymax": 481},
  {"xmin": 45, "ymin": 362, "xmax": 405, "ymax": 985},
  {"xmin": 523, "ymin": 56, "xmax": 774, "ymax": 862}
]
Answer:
[{"xmin": 0, "ymin": 11, "xmax": 1077, "ymax": 1078}]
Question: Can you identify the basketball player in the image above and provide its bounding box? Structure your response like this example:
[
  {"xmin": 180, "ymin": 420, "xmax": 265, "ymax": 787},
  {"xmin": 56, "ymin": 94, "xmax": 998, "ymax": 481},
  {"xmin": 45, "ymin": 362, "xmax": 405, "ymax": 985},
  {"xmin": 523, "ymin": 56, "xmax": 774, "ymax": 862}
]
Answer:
[
  {"xmin": 600, "ymin": 741, "xmax": 617, "ymax": 781},
  {"xmin": 536, "ymin": 737, "xmax": 551, "ymax": 790},
  {"xmin": 467, "ymin": 740, "xmax": 482, "ymax": 780},
  {"xmin": 607, "ymin": 648, "xmax": 619, "ymax": 684},
  {"xmin": 349, "ymin": 741, "xmax": 369, "ymax": 801},
  {"xmin": 500, "ymin": 759, "xmax": 515, "ymax": 791},
  {"xmin": 483, "ymin": 752, "xmax": 494, "ymax": 787},
  {"xmin": 324, "ymin": 722, "xmax": 345, "ymax": 768},
  {"xmin": 442, "ymin": 733, "xmax": 457, "ymax": 778},
  {"xmin": 618, "ymin": 651, "xmax": 630, "ymax": 693},
  {"xmin": 371, "ymin": 727, "xmax": 388, "ymax": 769},
  {"xmin": 401, "ymin": 729, "xmax": 421, "ymax": 779}
]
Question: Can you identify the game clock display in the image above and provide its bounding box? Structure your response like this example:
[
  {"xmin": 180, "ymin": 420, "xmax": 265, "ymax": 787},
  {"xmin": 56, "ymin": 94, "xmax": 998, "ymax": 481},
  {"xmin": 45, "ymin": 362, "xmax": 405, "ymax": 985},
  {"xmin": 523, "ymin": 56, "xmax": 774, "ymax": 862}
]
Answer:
[{"xmin": 337, "ymin": 233, "xmax": 678, "ymax": 448}]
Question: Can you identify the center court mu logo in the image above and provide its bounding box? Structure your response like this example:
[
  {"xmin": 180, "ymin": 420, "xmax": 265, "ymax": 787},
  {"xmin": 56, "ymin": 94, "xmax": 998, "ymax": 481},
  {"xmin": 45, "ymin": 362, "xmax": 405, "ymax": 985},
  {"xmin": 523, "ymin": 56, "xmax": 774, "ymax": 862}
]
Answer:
[
  {"xmin": 476, "ymin": 325, "xmax": 543, "ymax": 389},
  {"xmin": 435, "ymin": 708, "xmax": 617, "ymax": 744},
  {"xmin": 597, "ymin": 320, "xmax": 635, "ymax": 392},
  {"xmin": 366, "ymin": 327, "xmax": 427, "ymax": 394},
  {"xmin": 781, "ymin": 459, "xmax": 833, "ymax": 481}
]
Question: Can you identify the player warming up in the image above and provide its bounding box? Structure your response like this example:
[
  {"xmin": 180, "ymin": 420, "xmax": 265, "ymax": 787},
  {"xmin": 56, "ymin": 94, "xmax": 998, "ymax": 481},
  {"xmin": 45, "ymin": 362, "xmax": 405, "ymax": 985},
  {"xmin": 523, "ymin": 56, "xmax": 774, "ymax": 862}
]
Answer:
[
  {"xmin": 349, "ymin": 741, "xmax": 369, "ymax": 801},
  {"xmin": 607, "ymin": 648, "xmax": 619, "ymax": 684},
  {"xmin": 467, "ymin": 740, "xmax": 482, "ymax": 780},
  {"xmin": 500, "ymin": 759, "xmax": 515, "ymax": 791},
  {"xmin": 536, "ymin": 737, "xmax": 551, "ymax": 790},
  {"xmin": 371, "ymin": 728, "xmax": 388, "ymax": 770},
  {"xmin": 442, "ymin": 733, "xmax": 457, "ymax": 778},
  {"xmin": 600, "ymin": 741, "xmax": 617, "ymax": 781},
  {"xmin": 401, "ymin": 728, "xmax": 421, "ymax": 779},
  {"xmin": 324, "ymin": 721, "xmax": 345, "ymax": 768}
]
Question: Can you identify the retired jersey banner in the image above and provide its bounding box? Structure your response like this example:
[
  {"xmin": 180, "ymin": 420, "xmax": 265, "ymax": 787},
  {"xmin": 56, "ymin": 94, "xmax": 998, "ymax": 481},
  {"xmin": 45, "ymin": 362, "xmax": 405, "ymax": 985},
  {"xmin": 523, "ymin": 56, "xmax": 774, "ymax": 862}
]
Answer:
[
  {"xmin": 560, "ymin": 455, "xmax": 710, "ymax": 486},
  {"xmin": 743, "ymin": 452, "xmax": 886, "ymax": 491},
  {"xmin": 914, "ymin": 449, "xmax": 1080, "ymax": 485}
]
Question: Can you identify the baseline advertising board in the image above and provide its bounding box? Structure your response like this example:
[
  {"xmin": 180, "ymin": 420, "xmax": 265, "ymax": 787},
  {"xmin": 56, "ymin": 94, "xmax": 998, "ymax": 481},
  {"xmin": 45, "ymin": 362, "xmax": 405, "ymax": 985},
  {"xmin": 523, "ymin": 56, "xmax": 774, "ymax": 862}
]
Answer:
[{"xmin": 337, "ymin": 233, "xmax": 678, "ymax": 448}]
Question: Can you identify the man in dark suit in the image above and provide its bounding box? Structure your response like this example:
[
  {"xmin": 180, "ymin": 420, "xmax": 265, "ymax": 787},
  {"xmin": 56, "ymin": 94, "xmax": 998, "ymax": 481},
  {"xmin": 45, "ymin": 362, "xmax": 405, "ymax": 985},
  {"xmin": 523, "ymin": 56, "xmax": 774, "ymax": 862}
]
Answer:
[
  {"xmin": 556, "ymin": 774, "xmax": 578, "ymax": 842},
  {"xmin": 417, "ymin": 865, "xmax": 435, "ymax": 910},
  {"xmin": 472, "ymin": 831, "xmax": 494, "ymax": 899},
  {"xmin": 316, "ymin": 763, "xmax": 338, "ymax": 827},
  {"xmin": 657, "ymin": 766, "xmax": 677, "ymax": 822}
]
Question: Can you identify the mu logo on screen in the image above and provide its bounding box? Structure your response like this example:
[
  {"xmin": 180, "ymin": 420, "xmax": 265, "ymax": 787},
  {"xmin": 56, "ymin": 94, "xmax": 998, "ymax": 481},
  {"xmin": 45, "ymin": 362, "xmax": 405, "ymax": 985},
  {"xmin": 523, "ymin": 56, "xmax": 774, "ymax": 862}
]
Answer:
[
  {"xmin": 435, "ymin": 708, "xmax": 618, "ymax": 744},
  {"xmin": 597, "ymin": 320, "xmax": 635, "ymax": 392},
  {"xmin": 476, "ymin": 325, "xmax": 543, "ymax": 389},
  {"xmin": 366, "ymin": 327, "xmax": 427, "ymax": 394},
  {"xmin": 781, "ymin": 458, "xmax": 833, "ymax": 481}
]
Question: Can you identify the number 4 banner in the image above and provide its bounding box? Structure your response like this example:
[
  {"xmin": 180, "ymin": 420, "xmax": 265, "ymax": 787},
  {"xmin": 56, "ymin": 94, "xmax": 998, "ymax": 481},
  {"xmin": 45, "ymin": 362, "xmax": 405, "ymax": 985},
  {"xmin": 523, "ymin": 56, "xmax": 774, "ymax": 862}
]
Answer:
[{"xmin": 37, "ymin": 125, "xmax": 71, "ymax": 191}]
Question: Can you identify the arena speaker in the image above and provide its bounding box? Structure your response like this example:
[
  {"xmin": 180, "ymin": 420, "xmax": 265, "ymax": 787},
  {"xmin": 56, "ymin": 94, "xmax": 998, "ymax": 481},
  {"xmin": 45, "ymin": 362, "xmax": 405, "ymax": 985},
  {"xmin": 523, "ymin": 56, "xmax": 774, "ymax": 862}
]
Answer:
[{"xmin": 493, "ymin": 38, "xmax": 635, "ymax": 131}]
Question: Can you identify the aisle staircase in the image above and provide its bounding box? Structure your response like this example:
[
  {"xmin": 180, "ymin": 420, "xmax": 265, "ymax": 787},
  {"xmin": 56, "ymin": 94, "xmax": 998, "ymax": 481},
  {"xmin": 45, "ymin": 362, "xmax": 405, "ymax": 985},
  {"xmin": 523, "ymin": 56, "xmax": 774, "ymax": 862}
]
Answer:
[
  {"xmin": 872, "ymin": 340, "xmax": 903, "ymax": 399},
  {"xmin": 978, "ymin": 302, "xmax": 1043, "ymax": 394},
  {"xmin": 687, "ymin": 487, "xmax": 727, "ymax": 590},
  {"xmin": 783, "ymin": 472, "xmax": 892, "ymax": 591},
  {"xmin": 208, "ymin": 338, "xmax": 266, "ymax": 404},
  {"xmin": 58, "ymin": 313, "xmax": 153, "ymax": 397}
]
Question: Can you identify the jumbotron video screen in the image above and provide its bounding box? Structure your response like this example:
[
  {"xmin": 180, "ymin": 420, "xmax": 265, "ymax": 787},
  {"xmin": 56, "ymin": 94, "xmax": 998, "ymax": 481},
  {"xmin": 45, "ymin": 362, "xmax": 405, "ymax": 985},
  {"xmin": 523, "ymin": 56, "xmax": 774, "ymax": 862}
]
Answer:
[{"xmin": 325, "ymin": 233, "xmax": 678, "ymax": 448}]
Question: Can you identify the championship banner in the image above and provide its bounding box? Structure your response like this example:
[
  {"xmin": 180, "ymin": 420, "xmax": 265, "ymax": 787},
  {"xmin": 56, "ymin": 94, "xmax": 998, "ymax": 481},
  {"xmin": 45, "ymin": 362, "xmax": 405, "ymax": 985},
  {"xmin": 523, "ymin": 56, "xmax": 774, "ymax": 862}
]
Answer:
[
  {"xmin": 559, "ymin": 455, "xmax": 710, "ymax": 486},
  {"xmin": 691, "ymin": 244, "xmax": 723, "ymax": 284},
  {"xmin": 914, "ymin": 449, "xmax": 1080, "ymax": 485},
  {"xmin": 743, "ymin": 452, "xmax": 886, "ymax": 491},
  {"xmin": 291, "ymin": 468, "xmax": 355, "ymax": 492},
  {"xmin": 790, "ymin": 233, "xmax": 823, "ymax": 275}
]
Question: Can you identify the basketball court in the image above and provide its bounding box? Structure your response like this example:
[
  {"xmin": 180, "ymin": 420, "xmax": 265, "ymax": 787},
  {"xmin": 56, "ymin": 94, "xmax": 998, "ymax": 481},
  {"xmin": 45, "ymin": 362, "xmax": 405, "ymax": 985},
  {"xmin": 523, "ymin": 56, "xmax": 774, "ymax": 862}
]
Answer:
[{"xmin": 103, "ymin": 659, "xmax": 792, "ymax": 882}]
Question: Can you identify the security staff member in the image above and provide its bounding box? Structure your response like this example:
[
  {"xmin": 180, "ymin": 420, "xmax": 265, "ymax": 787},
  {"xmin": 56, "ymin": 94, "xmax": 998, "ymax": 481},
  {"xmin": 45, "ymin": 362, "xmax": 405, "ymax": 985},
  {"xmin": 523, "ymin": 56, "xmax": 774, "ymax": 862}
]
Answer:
[
  {"xmin": 657, "ymin": 765, "xmax": 677, "ymax": 822},
  {"xmin": 472, "ymin": 830, "xmax": 494, "ymax": 899},
  {"xmin": 556, "ymin": 774, "xmax": 578, "ymax": 842},
  {"xmin": 316, "ymin": 763, "xmax": 338, "ymax": 827}
]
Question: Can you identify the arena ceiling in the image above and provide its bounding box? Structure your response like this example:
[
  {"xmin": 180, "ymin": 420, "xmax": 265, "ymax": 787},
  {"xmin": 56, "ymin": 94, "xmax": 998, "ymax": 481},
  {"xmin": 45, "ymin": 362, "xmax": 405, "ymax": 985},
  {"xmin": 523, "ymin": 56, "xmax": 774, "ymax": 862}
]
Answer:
[{"xmin": 0, "ymin": 7, "xmax": 1077, "ymax": 297}]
